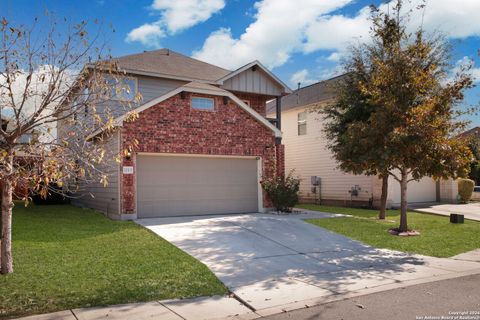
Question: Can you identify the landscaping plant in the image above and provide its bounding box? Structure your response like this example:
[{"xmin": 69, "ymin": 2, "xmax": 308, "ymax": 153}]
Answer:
[
  {"xmin": 261, "ymin": 171, "xmax": 300, "ymax": 213},
  {"xmin": 458, "ymin": 178, "xmax": 474, "ymax": 203}
]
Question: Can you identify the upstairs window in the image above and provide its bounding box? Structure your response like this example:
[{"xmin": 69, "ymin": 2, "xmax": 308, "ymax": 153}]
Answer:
[
  {"xmin": 191, "ymin": 97, "xmax": 215, "ymax": 111},
  {"xmin": 298, "ymin": 111, "xmax": 307, "ymax": 136}
]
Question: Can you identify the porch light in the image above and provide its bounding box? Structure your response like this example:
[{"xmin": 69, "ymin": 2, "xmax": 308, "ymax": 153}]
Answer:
[{"xmin": 125, "ymin": 147, "xmax": 132, "ymax": 161}]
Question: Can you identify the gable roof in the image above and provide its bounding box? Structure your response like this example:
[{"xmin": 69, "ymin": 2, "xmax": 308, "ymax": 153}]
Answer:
[
  {"xmin": 217, "ymin": 60, "xmax": 292, "ymax": 94},
  {"xmin": 104, "ymin": 49, "xmax": 291, "ymax": 95},
  {"xmin": 266, "ymin": 74, "xmax": 344, "ymax": 114},
  {"xmin": 458, "ymin": 126, "xmax": 480, "ymax": 139},
  {"xmin": 87, "ymin": 81, "xmax": 282, "ymax": 140},
  {"xmin": 109, "ymin": 49, "xmax": 231, "ymax": 83}
]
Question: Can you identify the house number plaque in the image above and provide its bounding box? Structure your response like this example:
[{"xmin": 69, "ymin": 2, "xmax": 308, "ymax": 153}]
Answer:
[{"xmin": 122, "ymin": 166, "xmax": 134, "ymax": 174}]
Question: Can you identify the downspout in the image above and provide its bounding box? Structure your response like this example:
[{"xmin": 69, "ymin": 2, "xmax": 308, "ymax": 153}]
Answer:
[
  {"xmin": 275, "ymin": 96, "xmax": 282, "ymax": 131},
  {"xmin": 274, "ymin": 96, "xmax": 284, "ymax": 177}
]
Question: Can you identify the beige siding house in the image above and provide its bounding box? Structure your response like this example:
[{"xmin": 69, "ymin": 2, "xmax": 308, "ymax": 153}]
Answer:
[{"xmin": 268, "ymin": 77, "xmax": 457, "ymax": 208}]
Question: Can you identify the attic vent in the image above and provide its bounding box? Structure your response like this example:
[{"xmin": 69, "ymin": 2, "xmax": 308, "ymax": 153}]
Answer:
[{"xmin": 251, "ymin": 65, "xmax": 257, "ymax": 72}]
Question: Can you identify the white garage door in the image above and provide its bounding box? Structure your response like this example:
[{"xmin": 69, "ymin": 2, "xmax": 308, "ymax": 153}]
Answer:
[
  {"xmin": 389, "ymin": 176, "xmax": 437, "ymax": 205},
  {"xmin": 136, "ymin": 155, "xmax": 260, "ymax": 218}
]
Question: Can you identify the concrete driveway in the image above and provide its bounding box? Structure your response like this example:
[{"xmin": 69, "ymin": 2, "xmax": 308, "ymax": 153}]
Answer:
[
  {"xmin": 137, "ymin": 212, "xmax": 480, "ymax": 315},
  {"xmin": 412, "ymin": 202, "xmax": 480, "ymax": 221}
]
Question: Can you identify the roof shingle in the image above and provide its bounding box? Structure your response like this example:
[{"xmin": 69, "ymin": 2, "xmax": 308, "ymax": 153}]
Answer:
[{"xmin": 110, "ymin": 49, "xmax": 231, "ymax": 82}]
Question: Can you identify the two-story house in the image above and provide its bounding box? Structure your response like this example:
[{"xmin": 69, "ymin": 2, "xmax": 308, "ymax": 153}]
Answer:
[{"xmin": 61, "ymin": 49, "xmax": 291, "ymax": 219}]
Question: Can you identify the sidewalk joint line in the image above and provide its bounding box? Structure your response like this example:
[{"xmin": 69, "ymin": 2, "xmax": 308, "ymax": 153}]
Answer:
[
  {"xmin": 70, "ymin": 309, "xmax": 79, "ymax": 320},
  {"xmin": 158, "ymin": 301, "xmax": 187, "ymax": 320}
]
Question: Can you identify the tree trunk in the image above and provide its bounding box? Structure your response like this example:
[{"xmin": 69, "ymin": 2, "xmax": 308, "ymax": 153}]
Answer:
[
  {"xmin": 399, "ymin": 168, "xmax": 408, "ymax": 233},
  {"xmin": 1, "ymin": 152, "xmax": 14, "ymax": 275},
  {"xmin": 379, "ymin": 175, "xmax": 388, "ymax": 220}
]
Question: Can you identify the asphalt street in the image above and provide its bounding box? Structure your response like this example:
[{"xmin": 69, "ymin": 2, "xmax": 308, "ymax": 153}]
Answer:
[{"xmin": 264, "ymin": 274, "xmax": 480, "ymax": 320}]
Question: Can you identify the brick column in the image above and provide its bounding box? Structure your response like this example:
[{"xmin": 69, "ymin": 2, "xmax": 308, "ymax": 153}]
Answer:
[{"xmin": 275, "ymin": 144, "xmax": 285, "ymax": 177}]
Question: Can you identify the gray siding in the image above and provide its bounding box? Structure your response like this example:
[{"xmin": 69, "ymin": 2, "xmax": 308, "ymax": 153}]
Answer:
[
  {"xmin": 72, "ymin": 130, "xmax": 120, "ymax": 215},
  {"xmin": 80, "ymin": 75, "xmax": 187, "ymax": 129},
  {"xmin": 137, "ymin": 75, "xmax": 187, "ymax": 102},
  {"xmin": 221, "ymin": 68, "xmax": 282, "ymax": 96}
]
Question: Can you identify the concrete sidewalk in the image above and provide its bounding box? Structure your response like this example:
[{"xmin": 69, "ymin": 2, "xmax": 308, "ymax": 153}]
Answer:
[{"xmin": 412, "ymin": 202, "xmax": 480, "ymax": 221}]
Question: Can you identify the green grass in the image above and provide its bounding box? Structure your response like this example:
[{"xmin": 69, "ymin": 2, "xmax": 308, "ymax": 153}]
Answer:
[
  {"xmin": 298, "ymin": 204, "xmax": 480, "ymax": 258},
  {"xmin": 0, "ymin": 204, "xmax": 227, "ymax": 319}
]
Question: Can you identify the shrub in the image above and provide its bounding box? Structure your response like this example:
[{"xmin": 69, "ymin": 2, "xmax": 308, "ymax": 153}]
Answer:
[
  {"xmin": 458, "ymin": 178, "xmax": 475, "ymax": 203},
  {"xmin": 261, "ymin": 171, "xmax": 300, "ymax": 212}
]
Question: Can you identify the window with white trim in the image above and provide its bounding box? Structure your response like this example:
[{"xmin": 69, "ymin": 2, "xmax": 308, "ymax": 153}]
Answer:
[
  {"xmin": 191, "ymin": 97, "xmax": 215, "ymax": 110},
  {"xmin": 298, "ymin": 111, "xmax": 307, "ymax": 136}
]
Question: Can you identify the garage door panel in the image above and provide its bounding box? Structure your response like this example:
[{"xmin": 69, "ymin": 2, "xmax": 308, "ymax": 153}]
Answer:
[{"xmin": 136, "ymin": 155, "xmax": 259, "ymax": 218}]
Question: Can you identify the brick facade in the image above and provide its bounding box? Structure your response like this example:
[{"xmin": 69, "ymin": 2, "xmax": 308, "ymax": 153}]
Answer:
[
  {"xmin": 119, "ymin": 91, "xmax": 284, "ymax": 214},
  {"xmin": 231, "ymin": 92, "xmax": 274, "ymax": 117}
]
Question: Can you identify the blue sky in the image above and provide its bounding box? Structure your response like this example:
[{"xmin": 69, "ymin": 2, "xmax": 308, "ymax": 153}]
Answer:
[{"xmin": 2, "ymin": 0, "xmax": 480, "ymax": 125}]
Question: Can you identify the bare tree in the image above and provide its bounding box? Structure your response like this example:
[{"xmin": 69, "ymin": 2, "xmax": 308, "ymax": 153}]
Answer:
[{"xmin": 0, "ymin": 16, "xmax": 140, "ymax": 274}]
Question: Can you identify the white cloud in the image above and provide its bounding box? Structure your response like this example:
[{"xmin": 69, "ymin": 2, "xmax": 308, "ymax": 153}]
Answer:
[
  {"xmin": 152, "ymin": 0, "xmax": 225, "ymax": 33},
  {"xmin": 410, "ymin": 0, "xmax": 480, "ymax": 39},
  {"xmin": 326, "ymin": 52, "xmax": 342, "ymax": 62},
  {"xmin": 452, "ymin": 56, "xmax": 480, "ymax": 84},
  {"xmin": 193, "ymin": 0, "xmax": 480, "ymax": 70},
  {"xmin": 0, "ymin": 66, "xmax": 77, "ymax": 140},
  {"xmin": 126, "ymin": 24, "xmax": 164, "ymax": 47},
  {"xmin": 303, "ymin": 7, "xmax": 371, "ymax": 54},
  {"xmin": 193, "ymin": 0, "xmax": 354, "ymax": 69},
  {"xmin": 290, "ymin": 69, "xmax": 316, "ymax": 87},
  {"xmin": 126, "ymin": 0, "xmax": 225, "ymax": 47}
]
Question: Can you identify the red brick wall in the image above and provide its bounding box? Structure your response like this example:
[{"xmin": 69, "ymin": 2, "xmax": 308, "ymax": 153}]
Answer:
[
  {"xmin": 231, "ymin": 92, "xmax": 275, "ymax": 117},
  {"xmin": 275, "ymin": 144, "xmax": 285, "ymax": 177},
  {"xmin": 120, "ymin": 91, "xmax": 283, "ymax": 214}
]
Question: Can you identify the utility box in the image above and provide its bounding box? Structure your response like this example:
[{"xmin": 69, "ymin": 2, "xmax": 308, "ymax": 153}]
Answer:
[
  {"xmin": 450, "ymin": 213, "xmax": 464, "ymax": 224},
  {"xmin": 349, "ymin": 185, "xmax": 361, "ymax": 197},
  {"xmin": 311, "ymin": 176, "xmax": 320, "ymax": 186}
]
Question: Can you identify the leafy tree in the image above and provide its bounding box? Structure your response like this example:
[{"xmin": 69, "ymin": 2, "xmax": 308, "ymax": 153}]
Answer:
[
  {"xmin": 321, "ymin": 1, "xmax": 474, "ymax": 232},
  {"xmin": 467, "ymin": 136, "xmax": 480, "ymax": 184},
  {"xmin": 0, "ymin": 16, "xmax": 139, "ymax": 274},
  {"xmin": 322, "ymin": 70, "xmax": 390, "ymax": 220}
]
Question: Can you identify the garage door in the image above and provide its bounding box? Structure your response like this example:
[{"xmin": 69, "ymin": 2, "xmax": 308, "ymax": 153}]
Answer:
[
  {"xmin": 136, "ymin": 155, "xmax": 259, "ymax": 218},
  {"xmin": 389, "ymin": 176, "xmax": 437, "ymax": 205}
]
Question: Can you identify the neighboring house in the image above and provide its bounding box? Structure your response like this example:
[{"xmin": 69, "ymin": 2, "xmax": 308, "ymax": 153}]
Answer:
[
  {"xmin": 459, "ymin": 126, "xmax": 480, "ymax": 139},
  {"xmin": 267, "ymin": 77, "xmax": 457, "ymax": 208},
  {"xmin": 60, "ymin": 49, "xmax": 291, "ymax": 219}
]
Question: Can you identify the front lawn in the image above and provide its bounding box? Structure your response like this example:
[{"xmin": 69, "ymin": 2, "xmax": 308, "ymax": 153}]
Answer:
[
  {"xmin": 0, "ymin": 204, "xmax": 227, "ymax": 319},
  {"xmin": 298, "ymin": 204, "xmax": 480, "ymax": 258}
]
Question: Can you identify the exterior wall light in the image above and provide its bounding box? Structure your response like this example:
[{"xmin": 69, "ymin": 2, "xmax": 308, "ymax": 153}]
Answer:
[{"xmin": 125, "ymin": 147, "xmax": 132, "ymax": 161}]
